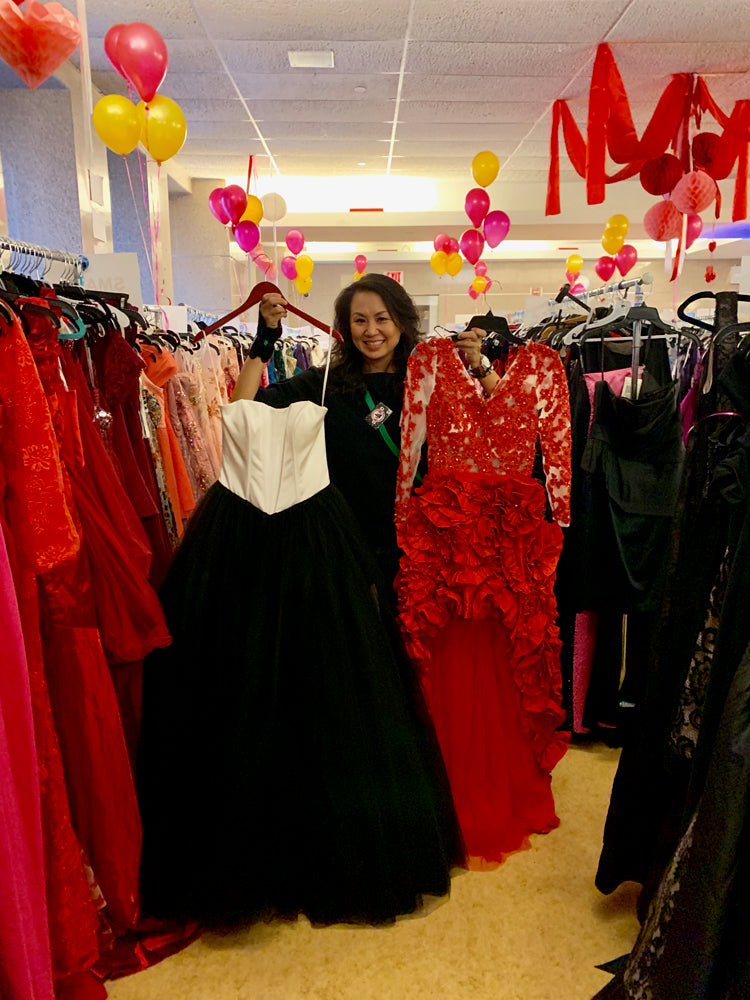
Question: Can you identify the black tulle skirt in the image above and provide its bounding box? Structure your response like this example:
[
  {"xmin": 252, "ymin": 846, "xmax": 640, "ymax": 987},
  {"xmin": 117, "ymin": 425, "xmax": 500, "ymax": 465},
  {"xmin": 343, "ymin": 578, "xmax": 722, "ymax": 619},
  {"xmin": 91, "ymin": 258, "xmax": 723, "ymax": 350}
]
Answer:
[{"xmin": 137, "ymin": 481, "xmax": 464, "ymax": 927}]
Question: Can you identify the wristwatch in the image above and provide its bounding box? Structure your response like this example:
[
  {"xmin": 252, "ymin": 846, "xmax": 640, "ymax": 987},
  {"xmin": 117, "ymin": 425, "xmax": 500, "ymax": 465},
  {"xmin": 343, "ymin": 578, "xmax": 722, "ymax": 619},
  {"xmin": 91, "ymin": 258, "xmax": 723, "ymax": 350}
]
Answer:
[{"xmin": 468, "ymin": 356, "xmax": 493, "ymax": 378}]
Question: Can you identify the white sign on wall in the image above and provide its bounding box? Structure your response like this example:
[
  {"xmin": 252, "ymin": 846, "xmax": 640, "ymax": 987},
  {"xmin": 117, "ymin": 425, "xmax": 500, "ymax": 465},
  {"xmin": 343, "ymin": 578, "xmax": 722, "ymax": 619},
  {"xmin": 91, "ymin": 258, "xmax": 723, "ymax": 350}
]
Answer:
[{"xmin": 83, "ymin": 252, "xmax": 144, "ymax": 307}]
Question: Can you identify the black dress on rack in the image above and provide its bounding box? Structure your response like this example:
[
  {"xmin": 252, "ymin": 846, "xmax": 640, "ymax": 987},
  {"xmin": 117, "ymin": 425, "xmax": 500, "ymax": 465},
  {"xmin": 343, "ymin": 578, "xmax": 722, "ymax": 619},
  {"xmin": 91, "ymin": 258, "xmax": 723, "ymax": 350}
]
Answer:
[{"xmin": 137, "ymin": 387, "xmax": 463, "ymax": 928}]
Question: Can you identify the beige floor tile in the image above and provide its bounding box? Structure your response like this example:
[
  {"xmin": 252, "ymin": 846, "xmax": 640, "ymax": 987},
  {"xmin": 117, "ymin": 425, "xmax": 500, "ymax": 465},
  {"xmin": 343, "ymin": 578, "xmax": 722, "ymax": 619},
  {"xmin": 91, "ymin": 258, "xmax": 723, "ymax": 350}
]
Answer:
[{"xmin": 109, "ymin": 743, "xmax": 639, "ymax": 1000}]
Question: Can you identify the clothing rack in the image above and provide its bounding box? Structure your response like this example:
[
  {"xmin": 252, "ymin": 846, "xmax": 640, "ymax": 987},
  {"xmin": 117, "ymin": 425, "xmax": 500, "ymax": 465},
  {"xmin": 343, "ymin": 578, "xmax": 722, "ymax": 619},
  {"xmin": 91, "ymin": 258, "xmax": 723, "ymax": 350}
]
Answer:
[
  {"xmin": 557, "ymin": 271, "xmax": 654, "ymax": 305},
  {"xmin": 0, "ymin": 237, "xmax": 89, "ymax": 279}
]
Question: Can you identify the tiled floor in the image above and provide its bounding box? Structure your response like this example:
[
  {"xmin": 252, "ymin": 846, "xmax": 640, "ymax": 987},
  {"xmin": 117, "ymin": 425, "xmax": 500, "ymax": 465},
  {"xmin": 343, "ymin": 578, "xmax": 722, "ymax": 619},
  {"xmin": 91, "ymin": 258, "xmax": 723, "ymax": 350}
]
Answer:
[{"xmin": 108, "ymin": 743, "xmax": 639, "ymax": 1000}]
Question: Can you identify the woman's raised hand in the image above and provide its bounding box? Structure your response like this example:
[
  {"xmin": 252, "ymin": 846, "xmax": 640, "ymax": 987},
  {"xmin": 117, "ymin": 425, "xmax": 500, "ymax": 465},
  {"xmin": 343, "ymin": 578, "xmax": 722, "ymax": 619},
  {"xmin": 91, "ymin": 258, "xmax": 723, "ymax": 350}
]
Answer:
[
  {"xmin": 453, "ymin": 327, "xmax": 485, "ymax": 369},
  {"xmin": 260, "ymin": 293, "xmax": 288, "ymax": 328}
]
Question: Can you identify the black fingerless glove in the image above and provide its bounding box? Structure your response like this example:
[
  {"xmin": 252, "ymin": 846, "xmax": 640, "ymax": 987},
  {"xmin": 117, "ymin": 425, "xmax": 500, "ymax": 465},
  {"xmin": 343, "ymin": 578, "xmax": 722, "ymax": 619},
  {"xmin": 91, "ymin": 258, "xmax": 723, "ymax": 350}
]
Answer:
[{"xmin": 250, "ymin": 313, "xmax": 283, "ymax": 362}]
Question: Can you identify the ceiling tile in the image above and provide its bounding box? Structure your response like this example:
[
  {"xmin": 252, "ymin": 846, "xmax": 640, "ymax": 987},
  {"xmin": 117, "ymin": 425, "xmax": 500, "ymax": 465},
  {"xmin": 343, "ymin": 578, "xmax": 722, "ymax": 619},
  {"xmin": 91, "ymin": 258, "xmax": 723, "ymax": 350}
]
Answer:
[
  {"xmin": 400, "ymin": 75, "xmax": 569, "ymax": 102},
  {"xmin": 57, "ymin": 0, "xmax": 203, "ymax": 38},
  {"xmin": 406, "ymin": 42, "xmax": 594, "ymax": 77},
  {"xmin": 410, "ymin": 0, "xmax": 630, "ymax": 43},
  {"xmin": 608, "ymin": 0, "xmax": 750, "ymax": 43},
  {"xmin": 233, "ymin": 74, "xmax": 399, "ymax": 102},
  {"xmin": 396, "ymin": 101, "xmax": 547, "ymax": 124},
  {"xmin": 191, "ymin": 0, "xmax": 411, "ymax": 41}
]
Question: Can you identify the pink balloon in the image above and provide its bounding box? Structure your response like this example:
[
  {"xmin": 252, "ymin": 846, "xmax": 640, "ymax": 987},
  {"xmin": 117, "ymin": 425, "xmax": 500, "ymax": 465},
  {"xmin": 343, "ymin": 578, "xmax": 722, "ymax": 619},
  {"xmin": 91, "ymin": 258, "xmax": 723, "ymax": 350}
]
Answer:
[
  {"xmin": 354, "ymin": 253, "xmax": 367, "ymax": 274},
  {"xmin": 445, "ymin": 237, "xmax": 460, "ymax": 255},
  {"xmin": 565, "ymin": 270, "xmax": 578, "ymax": 285},
  {"xmin": 459, "ymin": 228, "xmax": 485, "ymax": 266},
  {"xmin": 104, "ymin": 24, "xmax": 128, "ymax": 79},
  {"xmin": 570, "ymin": 282, "xmax": 586, "ymax": 295},
  {"xmin": 221, "ymin": 185, "xmax": 248, "ymax": 227},
  {"xmin": 235, "ymin": 220, "xmax": 260, "ymax": 253},
  {"xmin": 594, "ymin": 255, "xmax": 616, "ymax": 281},
  {"xmin": 615, "ymin": 244, "xmax": 638, "ymax": 277},
  {"xmin": 286, "ymin": 229, "xmax": 305, "ymax": 255},
  {"xmin": 465, "ymin": 188, "xmax": 491, "ymax": 229},
  {"xmin": 114, "ymin": 22, "xmax": 168, "ymax": 104},
  {"xmin": 474, "ymin": 261, "xmax": 488, "ymax": 276},
  {"xmin": 434, "ymin": 233, "xmax": 450, "ymax": 252},
  {"xmin": 468, "ymin": 286, "xmax": 479, "ymax": 300},
  {"xmin": 485, "ymin": 278, "xmax": 493, "ymax": 292},
  {"xmin": 483, "ymin": 210, "xmax": 510, "ymax": 248},
  {"xmin": 685, "ymin": 214, "xmax": 703, "ymax": 249},
  {"xmin": 208, "ymin": 187, "xmax": 229, "ymax": 225},
  {"xmin": 281, "ymin": 255, "xmax": 298, "ymax": 280}
]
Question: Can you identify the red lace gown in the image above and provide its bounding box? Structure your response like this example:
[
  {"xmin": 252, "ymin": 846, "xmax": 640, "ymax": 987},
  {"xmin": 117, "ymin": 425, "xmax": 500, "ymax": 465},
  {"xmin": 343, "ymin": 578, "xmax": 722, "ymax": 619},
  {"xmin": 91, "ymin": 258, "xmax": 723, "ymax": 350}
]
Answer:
[{"xmin": 395, "ymin": 338, "xmax": 572, "ymax": 869}]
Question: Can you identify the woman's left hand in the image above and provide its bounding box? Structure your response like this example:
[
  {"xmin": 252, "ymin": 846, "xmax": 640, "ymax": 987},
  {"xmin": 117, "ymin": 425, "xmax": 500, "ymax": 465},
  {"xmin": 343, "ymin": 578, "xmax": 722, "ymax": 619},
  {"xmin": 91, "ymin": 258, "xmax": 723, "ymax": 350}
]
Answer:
[{"xmin": 453, "ymin": 327, "xmax": 485, "ymax": 369}]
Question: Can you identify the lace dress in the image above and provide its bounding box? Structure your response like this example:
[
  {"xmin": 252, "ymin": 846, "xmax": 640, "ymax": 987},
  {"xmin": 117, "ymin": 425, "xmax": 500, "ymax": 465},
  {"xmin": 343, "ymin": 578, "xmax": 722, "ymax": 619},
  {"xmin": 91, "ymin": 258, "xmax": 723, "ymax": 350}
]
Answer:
[
  {"xmin": 138, "ymin": 397, "xmax": 464, "ymax": 926},
  {"xmin": 395, "ymin": 338, "xmax": 572, "ymax": 868}
]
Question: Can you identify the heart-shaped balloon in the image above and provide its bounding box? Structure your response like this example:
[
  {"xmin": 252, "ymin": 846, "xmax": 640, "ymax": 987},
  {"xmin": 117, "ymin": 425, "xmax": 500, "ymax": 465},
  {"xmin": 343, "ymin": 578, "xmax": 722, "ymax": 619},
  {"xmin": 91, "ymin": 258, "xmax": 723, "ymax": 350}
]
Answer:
[
  {"xmin": 114, "ymin": 22, "xmax": 168, "ymax": 104},
  {"xmin": 465, "ymin": 188, "xmax": 490, "ymax": 229},
  {"xmin": 0, "ymin": 0, "xmax": 81, "ymax": 89},
  {"xmin": 483, "ymin": 210, "xmax": 510, "ymax": 248},
  {"xmin": 615, "ymin": 245, "xmax": 638, "ymax": 277},
  {"xmin": 221, "ymin": 185, "xmax": 248, "ymax": 226}
]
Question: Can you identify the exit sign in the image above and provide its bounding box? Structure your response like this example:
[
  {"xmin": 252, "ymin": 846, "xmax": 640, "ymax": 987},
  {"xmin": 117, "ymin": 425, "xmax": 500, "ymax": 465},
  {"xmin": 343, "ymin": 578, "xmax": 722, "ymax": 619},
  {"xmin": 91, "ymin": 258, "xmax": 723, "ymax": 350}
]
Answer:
[{"xmin": 386, "ymin": 271, "xmax": 403, "ymax": 284}]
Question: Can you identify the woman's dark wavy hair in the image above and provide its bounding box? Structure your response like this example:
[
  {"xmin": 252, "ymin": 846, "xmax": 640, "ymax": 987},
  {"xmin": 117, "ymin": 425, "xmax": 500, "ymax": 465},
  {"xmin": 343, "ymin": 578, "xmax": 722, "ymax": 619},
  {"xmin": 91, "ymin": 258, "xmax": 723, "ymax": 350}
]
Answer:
[{"xmin": 328, "ymin": 273, "xmax": 421, "ymax": 393}]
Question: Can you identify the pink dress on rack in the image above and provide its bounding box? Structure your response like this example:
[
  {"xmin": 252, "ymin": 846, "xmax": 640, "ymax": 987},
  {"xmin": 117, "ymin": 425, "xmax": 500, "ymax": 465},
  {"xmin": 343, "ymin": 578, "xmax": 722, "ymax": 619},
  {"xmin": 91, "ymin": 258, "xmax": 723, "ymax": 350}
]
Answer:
[{"xmin": 395, "ymin": 338, "xmax": 572, "ymax": 869}]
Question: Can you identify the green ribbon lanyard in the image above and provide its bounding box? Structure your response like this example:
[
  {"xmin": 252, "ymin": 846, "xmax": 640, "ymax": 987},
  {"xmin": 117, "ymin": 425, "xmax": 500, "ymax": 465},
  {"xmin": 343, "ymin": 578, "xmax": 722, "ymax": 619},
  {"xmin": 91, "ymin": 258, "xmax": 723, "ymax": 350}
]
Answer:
[{"xmin": 364, "ymin": 388, "xmax": 423, "ymax": 485}]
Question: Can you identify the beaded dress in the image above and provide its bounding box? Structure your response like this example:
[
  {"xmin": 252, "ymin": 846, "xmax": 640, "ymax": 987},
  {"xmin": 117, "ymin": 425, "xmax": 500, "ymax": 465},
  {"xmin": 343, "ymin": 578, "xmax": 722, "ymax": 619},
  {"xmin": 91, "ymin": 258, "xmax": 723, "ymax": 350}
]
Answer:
[{"xmin": 395, "ymin": 338, "xmax": 572, "ymax": 868}]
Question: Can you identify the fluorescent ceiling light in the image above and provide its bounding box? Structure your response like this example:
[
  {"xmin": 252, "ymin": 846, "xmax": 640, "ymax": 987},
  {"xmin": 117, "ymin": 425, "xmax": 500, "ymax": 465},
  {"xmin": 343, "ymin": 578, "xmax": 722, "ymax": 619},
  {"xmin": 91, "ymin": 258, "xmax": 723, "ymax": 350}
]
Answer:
[
  {"xmin": 288, "ymin": 50, "xmax": 334, "ymax": 69},
  {"xmin": 231, "ymin": 175, "xmax": 439, "ymax": 214}
]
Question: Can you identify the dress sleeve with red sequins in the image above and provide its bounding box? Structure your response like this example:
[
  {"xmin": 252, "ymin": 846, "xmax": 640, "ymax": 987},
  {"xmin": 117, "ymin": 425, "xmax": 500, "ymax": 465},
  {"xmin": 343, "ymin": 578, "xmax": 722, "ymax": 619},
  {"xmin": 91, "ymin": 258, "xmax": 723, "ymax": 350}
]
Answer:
[
  {"xmin": 530, "ymin": 341, "xmax": 572, "ymax": 527},
  {"xmin": 395, "ymin": 344, "xmax": 436, "ymax": 523}
]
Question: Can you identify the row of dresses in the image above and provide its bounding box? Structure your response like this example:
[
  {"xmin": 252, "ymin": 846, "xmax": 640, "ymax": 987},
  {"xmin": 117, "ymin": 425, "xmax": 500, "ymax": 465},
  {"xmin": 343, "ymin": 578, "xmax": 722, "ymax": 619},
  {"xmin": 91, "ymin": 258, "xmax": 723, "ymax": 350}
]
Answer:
[
  {"xmin": 0, "ymin": 286, "xmax": 202, "ymax": 1000},
  {"xmin": 592, "ymin": 292, "xmax": 750, "ymax": 998}
]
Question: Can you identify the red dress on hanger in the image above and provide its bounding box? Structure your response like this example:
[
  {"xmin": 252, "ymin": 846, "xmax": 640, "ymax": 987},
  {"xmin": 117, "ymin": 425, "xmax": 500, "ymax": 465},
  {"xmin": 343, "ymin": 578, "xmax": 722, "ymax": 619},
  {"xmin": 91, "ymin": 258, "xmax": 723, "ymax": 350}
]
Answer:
[{"xmin": 395, "ymin": 338, "xmax": 572, "ymax": 869}]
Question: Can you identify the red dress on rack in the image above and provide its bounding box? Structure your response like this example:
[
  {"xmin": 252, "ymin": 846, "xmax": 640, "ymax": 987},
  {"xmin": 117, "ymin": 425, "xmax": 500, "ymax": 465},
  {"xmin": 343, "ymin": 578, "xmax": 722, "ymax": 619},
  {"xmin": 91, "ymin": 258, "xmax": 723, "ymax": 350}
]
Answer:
[
  {"xmin": 395, "ymin": 338, "xmax": 572, "ymax": 869},
  {"xmin": 0, "ymin": 309, "xmax": 102, "ymax": 988}
]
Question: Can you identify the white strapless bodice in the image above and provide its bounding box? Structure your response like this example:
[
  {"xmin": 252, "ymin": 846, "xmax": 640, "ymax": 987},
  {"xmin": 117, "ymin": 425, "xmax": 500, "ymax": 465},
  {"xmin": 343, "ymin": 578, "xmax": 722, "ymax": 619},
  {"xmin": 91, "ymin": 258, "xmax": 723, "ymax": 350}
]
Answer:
[{"xmin": 219, "ymin": 399, "xmax": 329, "ymax": 514}]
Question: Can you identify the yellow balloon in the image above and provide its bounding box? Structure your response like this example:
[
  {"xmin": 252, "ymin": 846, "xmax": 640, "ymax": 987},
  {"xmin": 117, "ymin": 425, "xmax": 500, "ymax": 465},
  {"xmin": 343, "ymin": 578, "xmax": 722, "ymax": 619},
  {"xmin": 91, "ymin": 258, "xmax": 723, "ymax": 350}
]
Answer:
[
  {"xmin": 353, "ymin": 271, "xmax": 363, "ymax": 281},
  {"xmin": 446, "ymin": 252, "xmax": 463, "ymax": 277},
  {"xmin": 136, "ymin": 96, "xmax": 187, "ymax": 164},
  {"xmin": 472, "ymin": 150, "xmax": 500, "ymax": 188},
  {"xmin": 566, "ymin": 253, "xmax": 584, "ymax": 276},
  {"xmin": 471, "ymin": 275, "xmax": 488, "ymax": 294},
  {"xmin": 295, "ymin": 274, "xmax": 312, "ymax": 295},
  {"xmin": 93, "ymin": 95, "xmax": 140, "ymax": 156},
  {"xmin": 607, "ymin": 213, "xmax": 629, "ymax": 234},
  {"xmin": 295, "ymin": 254, "xmax": 314, "ymax": 279},
  {"xmin": 430, "ymin": 250, "xmax": 448, "ymax": 276},
  {"xmin": 240, "ymin": 195, "xmax": 264, "ymax": 225},
  {"xmin": 601, "ymin": 229, "xmax": 625, "ymax": 255}
]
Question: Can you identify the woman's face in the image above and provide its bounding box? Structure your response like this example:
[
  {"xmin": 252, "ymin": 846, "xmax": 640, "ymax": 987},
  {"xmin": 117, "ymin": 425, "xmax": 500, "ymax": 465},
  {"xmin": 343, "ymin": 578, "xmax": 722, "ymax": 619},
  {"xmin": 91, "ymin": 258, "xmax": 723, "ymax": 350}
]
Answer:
[{"xmin": 349, "ymin": 290, "xmax": 402, "ymax": 373}]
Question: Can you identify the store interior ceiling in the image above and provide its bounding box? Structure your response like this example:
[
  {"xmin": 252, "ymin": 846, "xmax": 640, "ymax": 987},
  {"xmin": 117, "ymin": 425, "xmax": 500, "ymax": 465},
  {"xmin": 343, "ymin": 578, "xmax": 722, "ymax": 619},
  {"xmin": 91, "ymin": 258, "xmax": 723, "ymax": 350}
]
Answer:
[{"xmin": 5, "ymin": 0, "xmax": 750, "ymax": 264}]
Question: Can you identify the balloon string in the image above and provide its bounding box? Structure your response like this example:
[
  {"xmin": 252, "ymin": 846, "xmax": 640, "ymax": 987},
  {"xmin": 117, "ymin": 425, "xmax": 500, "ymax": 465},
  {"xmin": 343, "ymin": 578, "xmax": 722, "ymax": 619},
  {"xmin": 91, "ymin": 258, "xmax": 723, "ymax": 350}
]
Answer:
[
  {"xmin": 136, "ymin": 143, "xmax": 157, "ymax": 299},
  {"xmin": 154, "ymin": 163, "xmax": 163, "ymax": 304},
  {"xmin": 123, "ymin": 154, "xmax": 156, "ymax": 296}
]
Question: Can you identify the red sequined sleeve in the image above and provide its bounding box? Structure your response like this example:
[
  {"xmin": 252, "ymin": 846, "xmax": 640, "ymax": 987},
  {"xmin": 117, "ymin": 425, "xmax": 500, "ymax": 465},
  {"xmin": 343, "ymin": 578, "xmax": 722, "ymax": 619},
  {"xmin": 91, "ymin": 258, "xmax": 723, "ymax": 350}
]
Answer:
[
  {"xmin": 395, "ymin": 343, "xmax": 436, "ymax": 523},
  {"xmin": 532, "ymin": 342, "xmax": 572, "ymax": 526}
]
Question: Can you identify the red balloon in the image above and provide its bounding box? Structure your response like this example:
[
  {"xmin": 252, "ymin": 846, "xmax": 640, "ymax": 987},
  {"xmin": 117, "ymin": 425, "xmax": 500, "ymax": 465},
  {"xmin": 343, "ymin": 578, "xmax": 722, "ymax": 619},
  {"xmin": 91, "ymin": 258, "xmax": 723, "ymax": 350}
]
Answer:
[
  {"xmin": 354, "ymin": 253, "xmax": 367, "ymax": 274},
  {"xmin": 564, "ymin": 270, "xmax": 578, "ymax": 285},
  {"xmin": 104, "ymin": 24, "xmax": 128, "ymax": 79},
  {"xmin": 643, "ymin": 201, "xmax": 682, "ymax": 241},
  {"xmin": 221, "ymin": 185, "xmax": 248, "ymax": 226},
  {"xmin": 485, "ymin": 278, "xmax": 493, "ymax": 292},
  {"xmin": 594, "ymin": 256, "xmax": 616, "ymax": 281},
  {"xmin": 114, "ymin": 22, "xmax": 168, "ymax": 104},
  {"xmin": 465, "ymin": 188, "xmax": 490, "ymax": 229},
  {"xmin": 685, "ymin": 214, "xmax": 703, "ymax": 249},
  {"xmin": 670, "ymin": 171, "xmax": 717, "ymax": 215},
  {"xmin": 692, "ymin": 133, "xmax": 735, "ymax": 181},
  {"xmin": 483, "ymin": 210, "xmax": 510, "ymax": 248},
  {"xmin": 433, "ymin": 233, "xmax": 450, "ymax": 252},
  {"xmin": 235, "ymin": 220, "xmax": 260, "ymax": 253},
  {"xmin": 459, "ymin": 229, "xmax": 485, "ymax": 266},
  {"xmin": 208, "ymin": 187, "xmax": 229, "ymax": 225},
  {"xmin": 468, "ymin": 286, "xmax": 479, "ymax": 300},
  {"xmin": 474, "ymin": 261, "xmax": 488, "ymax": 276},
  {"xmin": 445, "ymin": 237, "xmax": 460, "ymax": 255},
  {"xmin": 639, "ymin": 154, "xmax": 684, "ymax": 197},
  {"xmin": 615, "ymin": 245, "xmax": 638, "ymax": 277}
]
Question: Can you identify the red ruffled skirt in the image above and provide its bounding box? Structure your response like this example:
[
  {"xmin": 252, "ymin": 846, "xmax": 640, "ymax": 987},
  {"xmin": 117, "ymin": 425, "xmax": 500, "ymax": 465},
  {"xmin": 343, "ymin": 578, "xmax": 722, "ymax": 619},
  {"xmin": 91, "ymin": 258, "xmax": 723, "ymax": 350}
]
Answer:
[{"xmin": 396, "ymin": 469, "xmax": 569, "ymax": 868}]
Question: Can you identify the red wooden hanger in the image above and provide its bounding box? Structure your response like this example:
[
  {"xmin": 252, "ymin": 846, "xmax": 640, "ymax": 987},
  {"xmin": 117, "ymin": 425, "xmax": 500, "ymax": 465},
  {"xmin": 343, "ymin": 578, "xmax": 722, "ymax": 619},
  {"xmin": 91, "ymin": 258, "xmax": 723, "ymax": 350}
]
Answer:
[{"xmin": 196, "ymin": 280, "xmax": 341, "ymax": 341}]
